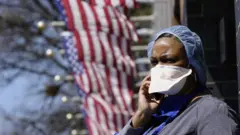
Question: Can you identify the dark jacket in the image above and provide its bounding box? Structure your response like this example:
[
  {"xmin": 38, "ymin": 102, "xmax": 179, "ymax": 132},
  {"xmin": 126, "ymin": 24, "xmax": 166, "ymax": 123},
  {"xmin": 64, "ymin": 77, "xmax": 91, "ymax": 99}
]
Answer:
[{"xmin": 118, "ymin": 95, "xmax": 240, "ymax": 135}]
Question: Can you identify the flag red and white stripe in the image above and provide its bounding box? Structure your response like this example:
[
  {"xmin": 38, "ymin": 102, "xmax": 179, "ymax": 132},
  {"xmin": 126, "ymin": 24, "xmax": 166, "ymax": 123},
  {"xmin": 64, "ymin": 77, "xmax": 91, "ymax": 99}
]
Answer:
[
  {"xmin": 61, "ymin": 0, "xmax": 137, "ymax": 75},
  {"xmin": 88, "ymin": 0, "xmax": 137, "ymax": 9},
  {"xmin": 71, "ymin": 30, "xmax": 136, "ymax": 76},
  {"xmin": 57, "ymin": 0, "xmax": 138, "ymax": 134},
  {"xmin": 62, "ymin": 0, "xmax": 138, "ymax": 41}
]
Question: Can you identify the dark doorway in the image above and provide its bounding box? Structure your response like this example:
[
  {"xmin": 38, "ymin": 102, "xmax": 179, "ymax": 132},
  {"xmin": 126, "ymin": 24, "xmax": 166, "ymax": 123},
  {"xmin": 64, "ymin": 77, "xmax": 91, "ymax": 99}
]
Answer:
[{"xmin": 186, "ymin": 0, "xmax": 238, "ymax": 112}]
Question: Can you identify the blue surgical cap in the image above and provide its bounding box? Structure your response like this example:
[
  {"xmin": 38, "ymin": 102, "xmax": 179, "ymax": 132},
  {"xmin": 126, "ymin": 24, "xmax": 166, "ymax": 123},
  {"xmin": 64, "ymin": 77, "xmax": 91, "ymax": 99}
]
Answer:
[{"xmin": 147, "ymin": 25, "xmax": 207, "ymax": 87}]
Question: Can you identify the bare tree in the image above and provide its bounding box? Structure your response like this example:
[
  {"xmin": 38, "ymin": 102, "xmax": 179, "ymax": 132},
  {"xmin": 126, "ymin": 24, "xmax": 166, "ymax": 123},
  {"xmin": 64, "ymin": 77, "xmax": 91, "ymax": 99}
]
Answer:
[{"xmin": 0, "ymin": 0, "xmax": 85, "ymax": 134}]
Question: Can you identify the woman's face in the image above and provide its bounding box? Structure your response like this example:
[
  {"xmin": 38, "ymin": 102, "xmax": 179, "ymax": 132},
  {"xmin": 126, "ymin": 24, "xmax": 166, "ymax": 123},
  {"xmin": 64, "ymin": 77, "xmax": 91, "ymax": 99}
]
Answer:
[
  {"xmin": 150, "ymin": 36, "xmax": 196, "ymax": 94},
  {"xmin": 150, "ymin": 37, "xmax": 188, "ymax": 67}
]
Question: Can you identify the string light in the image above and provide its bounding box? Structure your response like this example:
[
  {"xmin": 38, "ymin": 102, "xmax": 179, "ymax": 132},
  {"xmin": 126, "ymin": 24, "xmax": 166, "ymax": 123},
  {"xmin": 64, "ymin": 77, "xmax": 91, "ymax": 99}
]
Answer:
[
  {"xmin": 75, "ymin": 113, "xmax": 83, "ymax": 120},
  {"xmin": 71, "ymin": 96, "xmax": 81, "ymax": 103},
  {"xmin": 79, "ymin": 130, "xmax": 88, "ymax": 135},
  {"xmin": 66, "ymin": 113, "xmax": 73, "ymax": 120},
  {"xmin": 45, "ymin": 49, "xmax": 54, "ymax": 57},
  {"xmin": 59, "ymin": 49, "xmax": 65, "ymax": 55},
  {"xmin": 54, "ymin": 75, "xmax": 61, "ymax": 82},
  {"xmin": 61, "ymin": 96, "xmax": 68, "ymax": 103},
  {"xmin": 65, "ymin": 75, "xmax": 74, "ymax": 81},
  {"xmin": 71, "ymin": 129, "xmax": 78, "ymax": 135},
  {"xmin": 37, "ymin": 21, "xmax": 46, "ymax": 30}
]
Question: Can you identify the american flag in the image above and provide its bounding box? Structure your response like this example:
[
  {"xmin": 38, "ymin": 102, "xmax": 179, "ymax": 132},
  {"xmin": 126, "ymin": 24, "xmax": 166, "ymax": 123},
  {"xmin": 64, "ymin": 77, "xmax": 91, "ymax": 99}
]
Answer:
[
  {"xmin": 56, "ymin": 0, "xmax": 138, "ymax": 134},
  {"xmin": 88, "ymin": 0, "xmax": 137, "ymax": 8}
]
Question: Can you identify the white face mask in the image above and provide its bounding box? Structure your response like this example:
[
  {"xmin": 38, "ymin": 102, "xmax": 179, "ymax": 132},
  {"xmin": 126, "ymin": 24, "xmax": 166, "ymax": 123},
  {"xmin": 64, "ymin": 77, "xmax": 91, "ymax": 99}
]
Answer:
[{"xmin": 149, "ymin": 65, "xmax": 192, "ymax": 95}]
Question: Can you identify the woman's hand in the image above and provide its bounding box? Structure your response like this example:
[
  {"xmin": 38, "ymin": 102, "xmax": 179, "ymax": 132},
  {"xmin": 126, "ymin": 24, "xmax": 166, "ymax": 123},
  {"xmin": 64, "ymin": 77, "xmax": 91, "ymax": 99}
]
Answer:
[{"xmin": 132, "ymin": 75, "xmax": 164, "ymax": 128}]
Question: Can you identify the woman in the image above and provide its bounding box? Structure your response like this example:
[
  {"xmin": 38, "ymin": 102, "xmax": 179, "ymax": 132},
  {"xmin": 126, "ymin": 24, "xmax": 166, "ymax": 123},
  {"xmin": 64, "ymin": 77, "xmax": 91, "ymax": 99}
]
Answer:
[{"xmin": 117, "ymin": 25, "xmax": 239, "ymax": 135}]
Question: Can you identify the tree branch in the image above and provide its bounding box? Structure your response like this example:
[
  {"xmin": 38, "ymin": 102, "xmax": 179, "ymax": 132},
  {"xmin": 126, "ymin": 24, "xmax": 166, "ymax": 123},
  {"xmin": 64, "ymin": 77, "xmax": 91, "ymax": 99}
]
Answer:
[
  {"xmin": 0, "ymin": 107, "xmax": 47, "ymax": 135},
  {"xmin": 2, "ymin": 60, "xmax": 55, "ymax": 77}
]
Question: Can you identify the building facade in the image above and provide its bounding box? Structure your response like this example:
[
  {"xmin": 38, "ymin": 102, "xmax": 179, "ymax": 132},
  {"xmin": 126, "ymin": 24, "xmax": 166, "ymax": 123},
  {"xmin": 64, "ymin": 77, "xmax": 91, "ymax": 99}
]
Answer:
[
  {"xmin": 132, "ymin": 0, "xmax": 240, "ymax": 113},
  {"xmin": 235, "ymin": 0, "xmax": 240, "ymax": 113}
]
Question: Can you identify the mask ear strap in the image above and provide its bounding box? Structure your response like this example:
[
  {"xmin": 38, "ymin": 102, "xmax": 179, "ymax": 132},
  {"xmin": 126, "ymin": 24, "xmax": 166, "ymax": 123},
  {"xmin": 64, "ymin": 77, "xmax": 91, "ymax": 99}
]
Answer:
[
  {"xmin": 194, "ymin": 72, "xmax": 198, "ymax": 82},
  {"xmin": 188, "ymin": 64, "xmax": 197, "ymax": 81}
]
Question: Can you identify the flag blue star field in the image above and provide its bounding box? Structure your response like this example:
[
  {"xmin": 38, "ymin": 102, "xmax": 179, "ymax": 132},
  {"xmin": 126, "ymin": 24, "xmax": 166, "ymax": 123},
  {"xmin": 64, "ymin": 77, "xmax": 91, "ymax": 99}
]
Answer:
[{"xmin": 56, "ymin": 0, "xmax": 138, "ymax": 134}]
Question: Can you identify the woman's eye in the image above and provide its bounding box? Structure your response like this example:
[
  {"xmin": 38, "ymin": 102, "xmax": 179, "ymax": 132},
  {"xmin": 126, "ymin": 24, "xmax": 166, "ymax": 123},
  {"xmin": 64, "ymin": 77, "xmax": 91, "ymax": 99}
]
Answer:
[
  {"xmin": 160, "ymin": 58, "xmax": 176, "ymax": 63},
  {"xmin": 167, "ymin": 59, "xmax": 176, "ymax": 63},
  {"xmin": 150, "ymin": 60, "xmax": 158, "ymax": 65}
]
